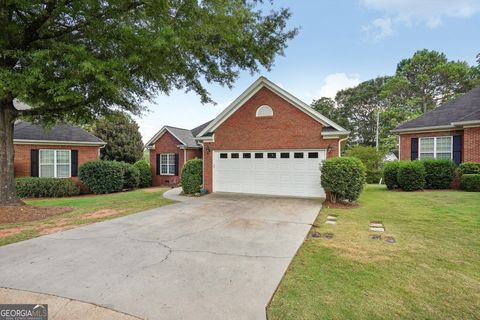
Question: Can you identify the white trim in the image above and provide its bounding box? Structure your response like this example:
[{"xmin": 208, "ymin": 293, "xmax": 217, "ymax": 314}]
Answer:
[
  {"xmin": 418, "ymin": 136, "xmax": 453, "ymax": 160},
  {"xmin": 392, "ymin": 125, "xmax": 456, "ymax": 134},
  {"xmin": 39, "ymin": 149, "xmax": 71, "ymax": 178},
  {"xmin": 338, "ymin": 137, "xmax": 348, "ymax": 157},
  {"xmin": 160, "ymin": 153, "xmax": 176, "ymax": 175},
  {"xmin": 451, "ymin": 120, "xmax": 480, "ymax": 126},
  {"xmin": 256, "ymin": 105, "xmax": 274, "ymax": 117},
  {"xmin": 14, "ymin": 139, "xmax": 104, "ymax": 146},
  {"xmin": 197, "ymin": 77, "xmax": 348, "ymax": 138},
  {"xmin": 144, "ymin": 126, "xmax": 187, "ymax": 148}
]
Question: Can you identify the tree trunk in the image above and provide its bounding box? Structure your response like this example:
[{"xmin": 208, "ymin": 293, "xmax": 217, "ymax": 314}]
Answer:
[{"xmin": 0, "ymin": 97, "xmax": 23, "ymax": 206}]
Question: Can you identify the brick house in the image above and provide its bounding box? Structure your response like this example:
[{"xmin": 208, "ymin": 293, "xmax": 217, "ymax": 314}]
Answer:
[
  {"xmin": 14, "ymin": 121, "xmax": 106, "ymax": 191},
  {"xmin": 392, "ymin": 86, "xmax": 480, "ymax": 164},
  {"xmin": 146, "ymin": 77, "xmax": 349, "ymax": 197}
]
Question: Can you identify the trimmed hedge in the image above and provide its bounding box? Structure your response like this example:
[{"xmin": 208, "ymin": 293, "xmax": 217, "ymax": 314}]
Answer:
[
  {"xmin": 117, "ymin": 162, "xmax": 140, "ymax": 190},
  {"xmin": 134, "ymin": 160, "xmax": 152, "ymax": 188},
  {"xmin": 397, "ymin": 161, "xmax": 425, "ymax": 191},
  {"xmin": 458, "ymin": 162, "xmax": 480, "ymax": 175},
  {"xmin": 79, "ymin": 160, "xmax": 124, "ymax": 194},
  {"xmin": 181, "ymin": 158, "xmax": 203, "ymax": 194},
  {"xmin": 383, "ymin": 162, "xmax": 400, "ymax": 189},
  {"xmin": 16, "ymin": 177, "xmax": 79, "ymax": 198},
  {"xmin": 320, "ymin": 157, "xmax": 366, "ymax": 203},
  {"xmin": 422, "ymin": 159, "xmax": 455, "ymax": 189},
  {"xmin": 460, "ymin": 174, "xmax": 480, "ymax": 192}
]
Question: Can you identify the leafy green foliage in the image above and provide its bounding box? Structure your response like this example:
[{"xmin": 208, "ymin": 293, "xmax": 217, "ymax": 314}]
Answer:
[
  {"xmin": 383, "ymin": 161, "xmax": 400, "ymax": 190},
  {"xmin": 458, "ymin": 162, "xmax": 480, "ymax": 175},
  {"xmin": 345, "ymin": 146, "xmax": 385, "ymax": 183},
  {"xmin": 460, "ymin": 174, "xmax": 480, "ymax": 192},
  {"xmin": 321, "ymin": 157, "xmax": 366, "ymax": 202},
  {"xmin": 311, "ymin": 97, "xmax": 349, "ymax": 132},
  {"xmin": 79, "ymin": 160, "xmax": 124, "ymax": 194},
  {"xmin": 397, "ymin": 161, "xmax": 425, "ymax": 191},
  {"xmin": 422, "ymin": 160, "xmax": 455, "ymax": 189},
  {"xmin": 93, "ymin": 111, "xmax": 144, "ymax": 163},
  {"xmin": 16, "ymin": 178, "xmax": 80, "ymax": 198},
  {"xmin": 181, "ymin": 158, "xmax": 203, "ymax": 194},
  {"xmin": 117, "ymin": 162, "xmax": 140, "ymax": 190},
  {"xmin": 134, "ymin": 160, "xmax": 153, "ymax": 188}
]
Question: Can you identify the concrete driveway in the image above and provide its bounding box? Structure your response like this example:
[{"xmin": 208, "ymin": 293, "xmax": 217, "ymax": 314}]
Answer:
[{"xmin": 0, "ymin": 191, "xmax": 321, "ymax": 320}]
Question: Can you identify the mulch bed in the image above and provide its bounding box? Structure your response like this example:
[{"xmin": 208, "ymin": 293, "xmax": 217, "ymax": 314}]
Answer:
[
  {"xmin": 0, "ymin": 206, "xmax": 73, "ymax": 224},
  {"xmin": 322, "ymin": 200, "xmax": 359, "ymax": 209}
]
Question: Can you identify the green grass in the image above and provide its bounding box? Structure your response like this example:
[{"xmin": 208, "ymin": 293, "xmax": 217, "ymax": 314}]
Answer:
[
  {"xmin": 268, "ymin": 185, "xmax": 480, "ymax": 320},
  {"xmin": 0, "ymin": 188, "xmax": 173, "ymax": 246}
]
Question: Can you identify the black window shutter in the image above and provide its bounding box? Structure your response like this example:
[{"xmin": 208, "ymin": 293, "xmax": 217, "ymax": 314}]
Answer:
[
  {"xmin": 31, "ymin": 149, "xmax": 39, "ymax": 177},
  {"xmin": 156, "ymin": 154, "xmax": 160, "ymax": 175},
  {"xmin": 453, "ymin": 135, "xmax": 462, "ymax": 165},
  {"xmin": 71, "ymin": 150, "xmax": 79, "ymax": 177},
  {"xmin": 174, "ymin": 153, "xmax": 179, "ymax": 176},
  {"xmin": 411, "ymin": 138, "xmax": 418, "ymax": 160}
]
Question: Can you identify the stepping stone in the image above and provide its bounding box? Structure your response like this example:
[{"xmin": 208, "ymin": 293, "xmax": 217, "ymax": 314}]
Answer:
[
  {"xmin": 311, "ymin": 232, "xmax": 321, "ymax": 238},
  {"xmin": 324, "ymin": 233, "xmax": 334, "ymax": 239},
  {"xmin": 369, "ymin": 234, "xmax": 381, "ymax": 240},
  {"xmin": 369, "ymin": 223, "xmax": 383, "ymax": 227},
  {"xmin": 326, "ymin": 215, "xmax": 337, "ymax": 220},
  {"xmin": 370, "ymin": 227, "xmax": 385, "ymax": 232},
  {"xmin": 325, "ymin": 220, "xmax": 336, "ymax": 225},
  {"xmin": 384, "ymin": 236, "xmax": 396, "ymax": 244}
]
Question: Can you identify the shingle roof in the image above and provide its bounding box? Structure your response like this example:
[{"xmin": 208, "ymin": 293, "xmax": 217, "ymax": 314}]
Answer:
[
  {"xmin": 394, "ymin": 86, "xmax": 480, "ymax": 131},
  {"xmin": 165, "ymin": 126, "xmax": 198, "ymax": 148},
  {"xmin": 191, "ymin": 120, "xmax": 212, "ymax": 137},
  {"xmin": 14, "ymin": 121, "xmax": 105, "ymax": 144}
]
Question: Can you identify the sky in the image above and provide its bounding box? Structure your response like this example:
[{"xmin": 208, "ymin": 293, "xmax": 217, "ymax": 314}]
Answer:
[{"xmin": 136, "ymin": 0, "xmax": 480, "ymax": 142}]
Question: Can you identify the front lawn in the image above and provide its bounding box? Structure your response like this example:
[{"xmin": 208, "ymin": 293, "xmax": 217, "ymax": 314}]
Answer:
[
  {"xmin": 268, "ymin": 185, "xmax": 480, "ymax": 320},
  {"xmin": 0, "ymin": 187, "xmax": 173, "ymax": 246}
]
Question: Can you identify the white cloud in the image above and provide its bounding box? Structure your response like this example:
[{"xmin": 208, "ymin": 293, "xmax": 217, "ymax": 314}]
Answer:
[
  {"xmin": 361, "ymin": 0, "xmax": 480, "ymax": 40},
  {"xmin": 316, "ymin": 73, "xmax": 361, "ymax": 99},
  {"xmin": 135, "ymin": 121, "xmax": 159, "ymax": 144}
]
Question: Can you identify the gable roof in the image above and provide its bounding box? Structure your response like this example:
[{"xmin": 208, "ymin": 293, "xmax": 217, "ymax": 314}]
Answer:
[
  {"xmin": 393, "ymin": 86, "xmax": 480, "ymax": 133},
  {"xmin": 14, "ymin": 121, "xmax": 105, "ymax": 145},
  {"xmin": 145, "ymin": 120, "xmax": 212, "ymax": 149},
  {"xmin": 196, "ymin": 76, "xmax": 349, "ymax": 139}
]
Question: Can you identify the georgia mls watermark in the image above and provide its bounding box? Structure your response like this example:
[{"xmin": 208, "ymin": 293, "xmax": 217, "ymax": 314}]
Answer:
[{"xmin": 0, "ymin": 304, "xmax": 48, "ymax": 320}]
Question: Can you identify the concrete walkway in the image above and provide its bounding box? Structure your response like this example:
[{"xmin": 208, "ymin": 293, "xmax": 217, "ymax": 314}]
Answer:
[{"xmin": 0, "ymin": 193, "xmax": 321, "ymax": 320}]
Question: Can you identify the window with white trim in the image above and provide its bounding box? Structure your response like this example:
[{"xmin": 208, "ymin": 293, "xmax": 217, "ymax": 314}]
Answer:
[
  {"xmin": 419, "ymin": 136, "xmax": 452, "ymax": 160},
  {"xmin": 39, "ymin": 149, "xmax": 71, "ymax": 178},
  {"xmin": 160, "ymin": 153, "xmax": 176, "ymax": 175},
  {"xmin": 256, "ymin": 105, "xmax": 273, "ymax": 117}
]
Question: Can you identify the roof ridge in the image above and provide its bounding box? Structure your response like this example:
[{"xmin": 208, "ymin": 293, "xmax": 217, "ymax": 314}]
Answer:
[{"xmin": 165, "ymin": 125, "xmax": 191, "ymax": 131}]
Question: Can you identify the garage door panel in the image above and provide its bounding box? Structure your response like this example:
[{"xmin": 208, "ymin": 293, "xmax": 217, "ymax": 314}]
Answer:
[{"xmin": 213, "ymin": 150, "xmax": 326, "ymax": 198}]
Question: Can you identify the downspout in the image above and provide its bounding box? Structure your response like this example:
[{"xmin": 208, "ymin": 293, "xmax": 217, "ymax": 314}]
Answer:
[
  {"xmin": 198, "ymin": 142, "xmax": 205, "ymax": 188},
  {"xmin": 99, "ymin": 144, "xmax": 106, "ymax": 158},
  {"xmin": 338, "ymin": 137, "xmax": 348, "ymax": 157}
]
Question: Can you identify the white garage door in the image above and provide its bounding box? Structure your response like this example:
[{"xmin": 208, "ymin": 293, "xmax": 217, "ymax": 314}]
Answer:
[{"xmin": 213, "ymin": 150, "xmax": 326, "ymax": 198}]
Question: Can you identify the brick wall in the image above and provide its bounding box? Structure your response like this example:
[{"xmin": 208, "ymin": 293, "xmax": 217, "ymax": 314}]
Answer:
[
  {"xmin": 202, "ymin": 87, "xmax": 340, "ymax": 192},
  {"xmin": 399, "ymin": 130, "xmax": 464, "ymax": 160},
  {"xmin": 463, "ymin": 127, "xmax": 480, "ymax": 162},
  {"xmin": 14, "ymin": 143, "xmax": 100, "ymax": 193}
]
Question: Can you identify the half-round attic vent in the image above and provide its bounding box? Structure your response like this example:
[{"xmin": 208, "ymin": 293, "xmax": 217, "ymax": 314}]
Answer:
[{"xmin": 256, "ymin": 105, "xmax": 273, "ymax": 117}]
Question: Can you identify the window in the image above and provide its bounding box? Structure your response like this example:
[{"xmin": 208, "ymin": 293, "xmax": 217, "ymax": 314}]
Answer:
[
  {"xmin": 280, "ymin": 152, "xmax": 290, "ymax": 158},
  {"xmin": 256, "ymin": 105, "xmax": 273, "ymax": 117},
  {"xmin": 294, "ymin": 152, "xmax": 304, "ymax": 159},
  {"xmin": 308, "ymin": 152, "xmax": 319, "ymax": 159},
  {"xmin": 242, "ymin": 153, "xmax": 251, "ymax": 159},
  {"xmin": 39, "ymin": 149, "xmax": 71, "ymax": 178},
  {"xmin": 220, "ymin": 153, "xmax": 228, "ymax": 159},
  {"xmin": 419, "ymin": 136, "xmax": 452, "ymax": 160},
  {"xmin": 160, "ymin": 153, "xmax": 176, "ymax": 175},
  {"xmin": 255, "ymin": 153, "xmax": 264, "ymax": 158},
  {"xmin": 231, "ymin": 153, "xmax": 239, "ymax": 159},
  {"xmin": 267, "ymin": 152, "xmax": 276, "ymax": 158}
]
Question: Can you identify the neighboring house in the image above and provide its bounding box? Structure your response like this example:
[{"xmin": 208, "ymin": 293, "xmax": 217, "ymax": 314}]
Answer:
[
  {"xmin": 392, "ymin": 87, "xmax": 480, "ymax": 165},
  {"xmin": 14, "ymin": 121, "xmax": 106, "ymax": 190},
  {"xmin": 146, "ymin": 77, "xmax": 349, "ymax": 197}
]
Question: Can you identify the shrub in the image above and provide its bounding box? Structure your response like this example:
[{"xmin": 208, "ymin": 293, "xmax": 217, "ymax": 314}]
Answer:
[
  {"xmin": 117, "ymin": 162, "xmax": 140, "ymax": 190},
  {"xmin": 181, "ymin": 158, "xmax": 203, "ymax": 194},
  {"xmin": 458, "ymin": 162, "xmax": 480, "ymax": 175},
  {"xmin": 345, "ymin": 146, "xmax": 385, "ymax": 183},
  {"xmin": 79, "ymin": 160, "xmax": 124, "ymax": 194},
  {"xmin": 383, "ymin": 161, "xmax": 400, "ymax": 190},
  {"xmin": 321, "ymin": 157, "xmax": 366, "ymax": 203},
  {"xmin": 421, "ymin": 159, "xmax": 455, "ymax": 189},
  {"xmin": 134, "ymin": 160, "xmax": 153, "ymax": 188},
  {"xmin": 16, "ymin": 177, "xmax": 79, "ymax": 198},
  {"xmin": 397, "ymin": 161, "xmax": 425, "ymax": 191},
  {"xmin": 460, "ymin": 174, "xmax": 480, "ymax": 192}
]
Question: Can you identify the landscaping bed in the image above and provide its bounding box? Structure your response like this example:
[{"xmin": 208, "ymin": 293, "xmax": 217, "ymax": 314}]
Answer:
[{"xmin": 0, "ymin": 206, "xmax": 73, "ymax": 224}]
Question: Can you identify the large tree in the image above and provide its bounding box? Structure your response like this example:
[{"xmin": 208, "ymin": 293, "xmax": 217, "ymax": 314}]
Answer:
[
  {"xmin": 0, "ymin": 0, "xmax": 297, "ymax": 205},
  {"xmin": 93, "ymin": 111, "xmax": 143, "ymax": 163}
]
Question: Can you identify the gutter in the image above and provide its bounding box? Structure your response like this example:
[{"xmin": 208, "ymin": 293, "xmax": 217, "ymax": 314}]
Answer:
[{"xmin": 338, "ymin": 136, "xmax": 348, "ymax": 157}]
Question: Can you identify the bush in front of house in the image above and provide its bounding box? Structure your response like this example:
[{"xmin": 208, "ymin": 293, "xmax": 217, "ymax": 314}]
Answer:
[
  {"xmin": 134, "ymin": 160, "xmax": 152, "ymax": 188},
  {"xmin": 79, "ymin": 160, "xmax": 124, "ymax": 194},
  {"xmin": 383, "ymin": 161, "xmax": 400, "ymax": 189},
  {"xmin": 460, "ymin": 174, "xmax": 480, "ymax": 192},
  {"xmin": 181, "ymin": 158, "xmax": 203, "ymax": 194},
  {"xmin": 458, "ymin": 162, "xmax": 480, "ymax": 176},
  {"xmin": 16, "ymin": 177, "xmax": 80, "ymax": 198},
  {"xmin": 320, "ymin": 157, "xmax": 366, "ymax": 203},
  {"xmin": 397, "ymin": 161, "xmax": 425, "ymax": 191},
  {"xmin": 117, "ymin": 162, "xmax": 140, "ymax": 190},
  {"xmin": 344, "ymin": 145, "xmax": 385, "ymax": 183},
  {"xmin": 422, "ymin": 159, "xmax": 456, "ymax": 189}
]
